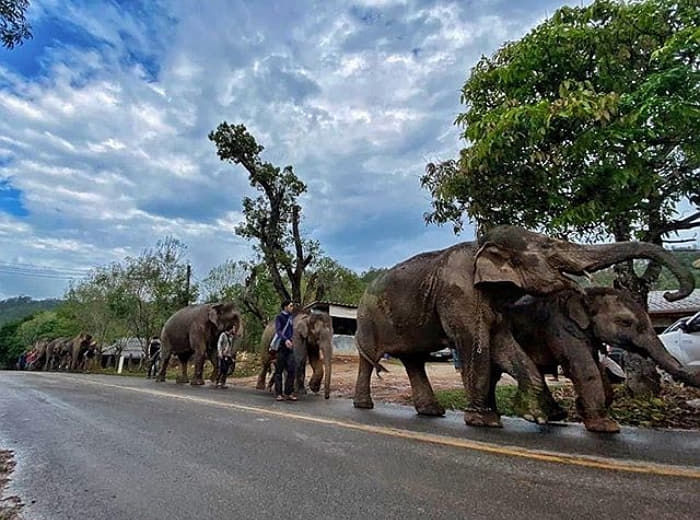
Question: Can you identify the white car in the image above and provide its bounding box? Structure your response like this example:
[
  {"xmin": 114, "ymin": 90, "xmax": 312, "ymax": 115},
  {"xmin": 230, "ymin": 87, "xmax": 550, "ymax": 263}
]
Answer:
[{"xmin": 658, "ymin": 311, "xmax": 700, "ymax": 368}]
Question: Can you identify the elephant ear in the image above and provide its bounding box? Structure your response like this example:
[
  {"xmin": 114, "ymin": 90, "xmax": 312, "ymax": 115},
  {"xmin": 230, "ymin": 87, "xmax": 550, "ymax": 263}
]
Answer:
[
  {"xmin": 565, "ymin": 293, "xmax": 590, "ymax": 330},
  {"xmin": 295, "ymin": 315, "xmax": 309, "ymax": 340},
  {"xmin": 208, "ymin": 303, "xmax": 224, "ymax": 327},
  {"xmin": 474, "ymin": 243, "xmax": 524, "ymax": 289}
]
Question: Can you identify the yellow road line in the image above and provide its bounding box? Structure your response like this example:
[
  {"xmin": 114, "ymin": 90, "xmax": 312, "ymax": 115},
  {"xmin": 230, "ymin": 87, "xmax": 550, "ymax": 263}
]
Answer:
[{"xmin": 43, "ymin": 375, "xmax": 700, "ymax": 479}]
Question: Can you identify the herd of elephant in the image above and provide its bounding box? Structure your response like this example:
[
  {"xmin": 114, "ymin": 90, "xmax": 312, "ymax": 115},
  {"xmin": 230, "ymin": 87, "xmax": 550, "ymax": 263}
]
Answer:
[
  {"xmin": 24, "ymin": 226, "xmax": 700, "ymax": 434},
  {"xmin": 26, "ymin": 333, "xmax": 97, "ymax": 373}
]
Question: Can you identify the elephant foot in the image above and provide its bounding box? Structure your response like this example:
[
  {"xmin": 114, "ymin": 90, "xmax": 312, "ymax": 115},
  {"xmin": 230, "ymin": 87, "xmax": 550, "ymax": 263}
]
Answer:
[
  {"xmin": 190, "ymin": 378, "xmax": 205, "ymax": 386},
  {"xmin": 464, "ymin": 408, "xmax": 502, "ymax": 428},
  {"xmin": 175, "ymin": 376, "xmax": 189, "ymax": 384},
  {"xmin": 584, "ymin": 416, "xmax": 620, "ymax": 433},
  {"xmin": 512, "ymin": 390, "xmax": 549, "ymax": 425},
  {"xmin": 353, "ymin": 397, "xmax": 374, "ymax": 409},
  {"xmin": 415, "ymin": 402, "xmax": 446, "ymax": 417}
]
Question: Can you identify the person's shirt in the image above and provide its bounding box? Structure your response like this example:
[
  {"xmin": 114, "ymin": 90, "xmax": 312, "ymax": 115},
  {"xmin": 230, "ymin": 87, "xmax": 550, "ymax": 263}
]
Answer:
[
  {"xmin": 217, "ymin": 332, "xmax": 234, "ymax": 358},
  {"xmin": 275, "ymin": 310, "xmax": 294, "ymax": 343},
  {"xmin": 149, "ymin": 339, "xmax": 161, "ymax": 357}
]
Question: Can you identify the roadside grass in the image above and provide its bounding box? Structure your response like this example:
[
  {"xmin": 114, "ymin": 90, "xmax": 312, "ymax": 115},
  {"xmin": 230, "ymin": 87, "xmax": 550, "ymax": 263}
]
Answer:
[
  {"xmin": 435, "ymin": 383, "xmax": 700, "ymax": 429},
  {"xmin": 88, "ymin": 351, "xmax": 265, "ymax": 380}
]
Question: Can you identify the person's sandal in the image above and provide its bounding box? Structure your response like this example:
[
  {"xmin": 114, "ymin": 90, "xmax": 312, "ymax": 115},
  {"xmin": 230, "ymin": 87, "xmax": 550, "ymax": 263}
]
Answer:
[
  {"xmin": 287, "ymin": 394, "xmax": 298, "ymax": 401},
  {"xmin": 276, "ymin": 395, "xmax": 284, "ymax": 401}
]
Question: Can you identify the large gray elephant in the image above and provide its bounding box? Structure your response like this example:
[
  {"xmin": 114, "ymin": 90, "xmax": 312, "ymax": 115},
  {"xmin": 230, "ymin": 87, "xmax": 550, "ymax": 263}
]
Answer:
[
  {"xmin": 353, "ymin": 225, "xmax": 694, "ymax": 428},
  {"xmin": 39, "ymin": 336, "xmax": 69, "ymax": 371},
  {"xmin": 256, "ymin": 311, "xmax": 334, "ymax": 398},
  {"xmin": 156, "ymin": 302, "xmax": 242, "ymax": 386},
  {"xmin": 506, "ymin": 287, "xmax": 700, "ymax": 433}
]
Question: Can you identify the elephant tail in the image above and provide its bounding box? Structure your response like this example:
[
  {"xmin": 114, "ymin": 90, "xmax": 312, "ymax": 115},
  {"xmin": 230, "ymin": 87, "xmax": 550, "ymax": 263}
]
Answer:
[{"xmin": 357, "ymin": 346, "xmax": 389, "ymax": 378}]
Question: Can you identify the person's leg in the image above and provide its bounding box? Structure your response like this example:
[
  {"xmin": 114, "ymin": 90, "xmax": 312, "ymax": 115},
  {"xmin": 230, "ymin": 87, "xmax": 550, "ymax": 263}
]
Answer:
[
  {"xmin": 220, "ymin": 358, "xmax": 231, "ymax": 388},
  {"xmin": 284, "ymin": 348, "xmax": 296, "ymax": 398},
  {"xmin": 274, "ymin": 348, "xmax": 287, "ymax": 398}
]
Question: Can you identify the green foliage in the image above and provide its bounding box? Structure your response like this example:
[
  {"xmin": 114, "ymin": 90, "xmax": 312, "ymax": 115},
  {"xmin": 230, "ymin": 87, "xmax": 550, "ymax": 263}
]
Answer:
[
  {"xmin": 0, "ymin": 317, "xmax": 29, "ymax": 368},
  {"xmin": 306, "ymin": 256, "xmax": 366, "ymax": 305},
  {"xmin": 62, "ymin": 236, "xmax": 196, "ymax": 349},
  {"xmin": 0, "ymin": 0, "xmax": 32, "ymax": 49},
  {"xmin": 0, "ymin": 296, "xmax": 61, "ymax": 326},
  {"xmin": 435, "ymin": 386, "xmax": 519, "ymax": 415},
  {"xmin": 15, "ymin": 310, "xmax": 78, "ymax": 346},
  {"xmin": 423, "ymin": 0, "xmax": 699, "ymax": 244}
]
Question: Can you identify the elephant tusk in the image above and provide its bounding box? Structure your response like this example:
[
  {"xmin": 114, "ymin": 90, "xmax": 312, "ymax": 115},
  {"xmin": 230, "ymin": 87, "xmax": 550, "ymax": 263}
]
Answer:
[{"xmin": 582, "ymin": 270, "xmax": 593, "ymax": 281}]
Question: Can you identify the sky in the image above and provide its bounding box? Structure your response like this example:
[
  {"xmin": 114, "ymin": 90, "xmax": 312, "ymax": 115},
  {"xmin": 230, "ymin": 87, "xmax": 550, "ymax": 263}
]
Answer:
[{"xmin": 0, "ymin": 0, "xmax": 600, "ymax": 300}]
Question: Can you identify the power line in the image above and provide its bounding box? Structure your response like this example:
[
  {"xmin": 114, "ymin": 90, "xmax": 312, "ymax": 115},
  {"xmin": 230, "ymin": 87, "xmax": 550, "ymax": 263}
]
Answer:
[{"xmin": 0, "ymin": 261, "xmax": 92, "ymax": 275}]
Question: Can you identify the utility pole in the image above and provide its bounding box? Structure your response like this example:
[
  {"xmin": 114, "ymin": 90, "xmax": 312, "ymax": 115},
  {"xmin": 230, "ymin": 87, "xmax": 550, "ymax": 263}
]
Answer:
[{"xmin": 184, "ymin": 264, "xmax": 191, "ymax": 305}]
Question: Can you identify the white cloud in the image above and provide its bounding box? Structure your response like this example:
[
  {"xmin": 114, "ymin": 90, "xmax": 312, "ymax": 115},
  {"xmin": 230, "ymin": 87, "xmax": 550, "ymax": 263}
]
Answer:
[{"xmin": 0, "ymin": 0, "xmax": 585, "ymax": 299}]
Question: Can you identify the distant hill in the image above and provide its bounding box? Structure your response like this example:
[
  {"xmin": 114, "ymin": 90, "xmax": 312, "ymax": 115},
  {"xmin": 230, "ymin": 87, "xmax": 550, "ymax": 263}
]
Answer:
[{"xmin": 0, "ymin": 296, "xmax": 62, "ymax": 326}]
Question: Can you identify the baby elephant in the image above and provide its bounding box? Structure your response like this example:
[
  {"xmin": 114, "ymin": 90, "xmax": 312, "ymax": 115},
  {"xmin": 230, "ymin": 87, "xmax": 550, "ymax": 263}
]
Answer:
[
  {"xmin": 506, "ymin": 287, "xmax": 700, "ymax": 433},
  {"xmin": 256, "ymin": 311, "xmax": 334, "ymax": 398}
]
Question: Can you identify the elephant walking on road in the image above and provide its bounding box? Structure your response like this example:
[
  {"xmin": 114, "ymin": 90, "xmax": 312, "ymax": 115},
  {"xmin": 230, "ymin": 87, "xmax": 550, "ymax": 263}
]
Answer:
[
  {"xmin": 354, "ymin": 226, "xmax": 694, "ymax": 428},
  {"xmin": 506, "ymin": 287, "xmax": 700, "ymax": 432},
  {"xmin": 256, "ymin": 311, "xmax": 334, "ymax": 398},
  {"xmin": 156, "ymin": 303, "xmax": 242, "ymax": 386}
]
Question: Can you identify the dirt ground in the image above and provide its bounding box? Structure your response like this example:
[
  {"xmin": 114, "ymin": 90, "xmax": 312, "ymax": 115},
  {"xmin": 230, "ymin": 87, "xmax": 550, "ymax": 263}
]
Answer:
[
  {"xmin": 0, "ymin": 450, "xmax": 22, "ymax": 520},
  {"xmin": 235, "ymin": 355, "xmax": 520, "ymax": 405}
]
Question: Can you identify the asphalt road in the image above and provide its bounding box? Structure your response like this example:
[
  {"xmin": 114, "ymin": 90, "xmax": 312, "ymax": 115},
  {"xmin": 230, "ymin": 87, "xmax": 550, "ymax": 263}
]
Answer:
[{"xmin": 1, "ymin": 372, "xmax": 698, "ymax": 520}]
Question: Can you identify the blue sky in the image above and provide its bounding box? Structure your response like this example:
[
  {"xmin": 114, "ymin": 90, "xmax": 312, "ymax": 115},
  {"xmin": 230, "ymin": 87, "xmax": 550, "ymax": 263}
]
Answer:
[{"xmin": 0, "ymin": 0, "xmax": 602, "ymax": 299}]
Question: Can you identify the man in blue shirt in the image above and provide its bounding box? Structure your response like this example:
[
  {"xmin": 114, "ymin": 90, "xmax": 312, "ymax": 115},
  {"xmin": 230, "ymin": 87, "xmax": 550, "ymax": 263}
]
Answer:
[{"xmin": 274, "ymin": 300, "xmax": 297, "ymax": 401}]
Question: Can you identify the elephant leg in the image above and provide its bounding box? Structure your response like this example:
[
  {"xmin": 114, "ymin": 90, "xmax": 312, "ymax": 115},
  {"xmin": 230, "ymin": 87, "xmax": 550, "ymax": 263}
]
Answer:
[
  {"xmin": 176, "ymin": 354, "xmax": 190, "ymax": 384},
  {"xmin": 208, "ymin": 350, "xmax": 219, "ymax": 384},
  {"xmin": 568, "ymin": 358, "xmax": 620, "ymax": 433},
  {"xmin": 156, "ymin": 348, "xmax": 171, "ymax": 382},
  {"xmin": 191, "ymin": 351, "xmax": 205, "ymax": 385},
  {"xmin": 400, "ymin": 355, "xmax": 445, "ymax": 416},
  {"xmin": 439, "ymin": 306, "xmax": 500, "ymax": 427},
  {"xmin": 353, "ymin": 322, "xmax": 376, "ymax": 409},
  {"xmin": 294, "ymin": 342, "xmax": 308, "ymax": 395},
  {"xmin": 256, "ymin": 353, "xmax": 271, "ymax": 390},
  {"xmin": 490, "ymin": 328, "xmax": 550, "ymax": 425},
  {"xmin": 307, "ymin": 345, "xmax": 324, "ymax": 394}
]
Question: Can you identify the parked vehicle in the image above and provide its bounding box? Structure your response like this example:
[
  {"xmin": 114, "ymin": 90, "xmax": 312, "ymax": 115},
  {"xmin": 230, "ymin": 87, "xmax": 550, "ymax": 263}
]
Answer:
[
  {"xmin": 658, "ymin": 311, "xmax": 700, "ymax": 368},
  {"xmin": 429, "ymin": 347, "xmax": 453, "ymax": 361}
]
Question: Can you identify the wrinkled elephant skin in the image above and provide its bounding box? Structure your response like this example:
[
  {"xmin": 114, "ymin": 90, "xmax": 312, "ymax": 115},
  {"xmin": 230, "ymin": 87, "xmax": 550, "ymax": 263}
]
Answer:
[{"xmin": 353, "ymin": 225, "xmax": 695, "ymax": 428}]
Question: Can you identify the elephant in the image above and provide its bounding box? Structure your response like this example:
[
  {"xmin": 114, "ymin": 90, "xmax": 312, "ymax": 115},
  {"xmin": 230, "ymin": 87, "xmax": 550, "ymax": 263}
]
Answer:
[
  {"xmin": 156, "ymin": 302, "xmax": 242, "ymax": 386},
  {"xmin": 39, "ymin": 337, "xmax": 68, "ymax": 371},
  {"xmin": 256, "ymin": 311, "xmax": 334, "ymax": 398},
  {"xmin": 67, "ymin": 333, "xmax": 97, "ymax": 372},
  {"xmin": 506, "ymin": 287, "xmax": 700, "ymax": 433},
  {"xmin": 353, "ymin": 225, "xmax": 694, "ymax": 428}
]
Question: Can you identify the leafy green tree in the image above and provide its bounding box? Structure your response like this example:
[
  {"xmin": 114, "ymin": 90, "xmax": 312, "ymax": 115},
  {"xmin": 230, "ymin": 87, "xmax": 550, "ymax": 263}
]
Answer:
[
  {"xmin": 209, "ymin": 123, "xmax": 319, "ymax": 304},
  {"xmin": 0, "ymin": 317, "xmax": 29, "ymax": 368},
  {"xmin": 1, "ymin": 0, "xmax": 32, "ymax": 49},
  {"xmin": 305, "ymin": 256, "xmax": 366, "ymax": 305},
  {"xmin": 422, "ymin": 0, "xmax": 699, "ymax": 300},
  {"xmin": 16, "ymin": 310, "xmax": 78, "ymax": 346}
]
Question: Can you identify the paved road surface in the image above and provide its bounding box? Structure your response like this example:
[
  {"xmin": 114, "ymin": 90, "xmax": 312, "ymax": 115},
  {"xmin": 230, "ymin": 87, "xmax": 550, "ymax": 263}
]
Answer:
[{"xmin": 1, "ymin": 372, "xmax": 698, "ymax": 520}]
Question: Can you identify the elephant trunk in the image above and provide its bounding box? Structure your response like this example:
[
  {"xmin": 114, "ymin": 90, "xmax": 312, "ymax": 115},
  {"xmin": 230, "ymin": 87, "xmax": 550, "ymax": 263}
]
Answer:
[
  {"xmin": 640, "ymin": 336, "xmax": 700, "ymax": 388},
  {"xmin": 573, "ymin": 242, "xmax": 694, "ymax": 302}
]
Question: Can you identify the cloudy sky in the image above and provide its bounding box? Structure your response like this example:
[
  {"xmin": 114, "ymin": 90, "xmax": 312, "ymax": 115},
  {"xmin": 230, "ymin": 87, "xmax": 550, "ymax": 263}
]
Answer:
[{"xmin": 0, "ymin": 0, "xmax": 589, "ymax": 299}]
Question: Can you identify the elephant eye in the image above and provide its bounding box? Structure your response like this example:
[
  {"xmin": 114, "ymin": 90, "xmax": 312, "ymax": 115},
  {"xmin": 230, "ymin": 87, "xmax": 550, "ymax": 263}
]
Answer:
[{"xmin": 615, "ymin": 317, "xmax": 634, "ymax": 328}]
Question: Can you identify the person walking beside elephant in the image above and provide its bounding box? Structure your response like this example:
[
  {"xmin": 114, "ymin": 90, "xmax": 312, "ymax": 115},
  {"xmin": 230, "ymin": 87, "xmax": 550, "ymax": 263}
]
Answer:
[
  {"xmin": 273, "ymin": 300, "xmax": 297, "ymax": 401},
  {"xmin": 216, "ymin": 327, "xmax": 236, "ymax": 389},
  {"xmin": 146, "ymin": 336, "xmax": 161, "ymax": 378}
]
